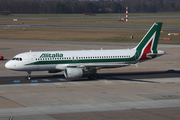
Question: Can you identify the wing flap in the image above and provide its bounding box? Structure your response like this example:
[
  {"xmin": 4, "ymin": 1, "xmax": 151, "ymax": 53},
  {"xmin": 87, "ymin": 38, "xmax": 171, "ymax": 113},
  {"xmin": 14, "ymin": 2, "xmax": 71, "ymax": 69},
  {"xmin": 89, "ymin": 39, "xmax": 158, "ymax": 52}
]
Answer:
[{"xmin": 67, "ymin": 63, "xmax": 130, "ymax": 69}]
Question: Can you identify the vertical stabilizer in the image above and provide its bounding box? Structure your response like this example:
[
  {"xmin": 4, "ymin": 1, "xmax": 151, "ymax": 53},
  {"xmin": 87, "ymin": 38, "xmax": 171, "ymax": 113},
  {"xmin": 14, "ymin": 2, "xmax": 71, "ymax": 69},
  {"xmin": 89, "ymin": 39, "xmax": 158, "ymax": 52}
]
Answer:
[{"xmin": 134, "ymin": 22, "xmax": 162, "ymax": 60}]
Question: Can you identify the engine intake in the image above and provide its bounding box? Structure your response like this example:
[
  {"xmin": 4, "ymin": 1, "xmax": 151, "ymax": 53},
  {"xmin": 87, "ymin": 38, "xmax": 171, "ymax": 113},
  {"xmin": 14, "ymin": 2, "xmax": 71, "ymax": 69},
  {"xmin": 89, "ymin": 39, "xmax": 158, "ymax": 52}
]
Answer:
[{"xmin": 64, "ymin": 68, "xmax": 83, "ymax": 78}]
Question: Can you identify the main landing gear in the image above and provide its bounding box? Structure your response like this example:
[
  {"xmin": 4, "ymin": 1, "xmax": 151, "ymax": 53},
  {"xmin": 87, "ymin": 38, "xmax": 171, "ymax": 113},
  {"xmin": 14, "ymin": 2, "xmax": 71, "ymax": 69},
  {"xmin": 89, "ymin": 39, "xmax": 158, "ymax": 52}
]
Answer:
[
  {"xmin": 27, "ymin": 71, "xmax": 31, "ymax": 80},
  {"xmin": 87, "ymin": 69, "xmax": 97, "ymax": 80},
  {"xmin": 88, "ymin": 74, "xmax": 95, "ymax": 80}
]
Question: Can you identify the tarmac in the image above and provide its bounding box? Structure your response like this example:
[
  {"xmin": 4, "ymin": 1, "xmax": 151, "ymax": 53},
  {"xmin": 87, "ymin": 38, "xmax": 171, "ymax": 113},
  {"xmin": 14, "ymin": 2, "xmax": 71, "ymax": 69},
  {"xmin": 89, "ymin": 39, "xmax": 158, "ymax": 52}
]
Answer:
[{"xmin": 0, "ymin": 39, "xmax": 180, "ymax": 120}]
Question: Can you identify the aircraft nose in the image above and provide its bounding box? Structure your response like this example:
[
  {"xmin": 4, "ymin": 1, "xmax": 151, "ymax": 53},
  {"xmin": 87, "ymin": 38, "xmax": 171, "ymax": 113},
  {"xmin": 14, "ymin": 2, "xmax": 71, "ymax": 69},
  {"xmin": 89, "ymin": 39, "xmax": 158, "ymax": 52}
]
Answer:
[{"xmin": 5, "ymin": 61, "xmax": 12, "ymax": 69}]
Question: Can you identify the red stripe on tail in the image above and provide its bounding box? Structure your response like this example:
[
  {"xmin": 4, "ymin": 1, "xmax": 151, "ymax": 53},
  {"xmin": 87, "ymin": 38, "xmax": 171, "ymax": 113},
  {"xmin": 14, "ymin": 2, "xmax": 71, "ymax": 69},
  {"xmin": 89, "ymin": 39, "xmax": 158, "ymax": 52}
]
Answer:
[{"xmin": 139, "ymin": 39, "xmax": 153, "ymax": 60}]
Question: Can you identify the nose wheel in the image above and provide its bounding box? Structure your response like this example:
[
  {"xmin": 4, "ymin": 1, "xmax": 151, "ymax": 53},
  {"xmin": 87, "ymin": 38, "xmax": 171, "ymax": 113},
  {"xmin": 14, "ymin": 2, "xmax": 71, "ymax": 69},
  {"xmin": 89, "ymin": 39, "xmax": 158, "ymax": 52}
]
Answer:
[
  {"xmin": 27, "ymin": 75, "xmax": 31, "ymax": 80},
  {"xmin": 27, "ymin": 71, "xmax": 31, "ymax": 80}
]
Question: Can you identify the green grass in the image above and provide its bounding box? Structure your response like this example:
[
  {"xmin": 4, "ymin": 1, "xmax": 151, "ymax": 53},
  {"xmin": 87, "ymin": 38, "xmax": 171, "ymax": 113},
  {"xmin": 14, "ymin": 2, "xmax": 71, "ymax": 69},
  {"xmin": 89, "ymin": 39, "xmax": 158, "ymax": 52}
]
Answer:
[
  {"xmin": 0, "ymin": 12, "xmax": 180, "ymax": 18},
  {"xmin": 0, "ymin": 27, "xmax": 179, "ymax": 43},
  {"xmin": 1, "ymin": 18, "xmax": 180, "ymax": 27},
  {"xmin": 0, "ymin": 13, "xmax": 179, "ymax": 43},
  {"xmin": 1, "ymin": 13, "xmax": 180, "ymax": 28}
]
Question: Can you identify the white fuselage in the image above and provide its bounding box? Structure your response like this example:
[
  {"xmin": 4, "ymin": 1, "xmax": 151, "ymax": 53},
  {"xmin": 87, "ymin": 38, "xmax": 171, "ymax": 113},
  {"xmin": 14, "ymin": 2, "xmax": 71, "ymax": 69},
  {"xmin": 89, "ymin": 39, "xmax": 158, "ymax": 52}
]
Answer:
[{"xmin": 5, "ymin": 49, "xmax": 137, "ymax": 71}]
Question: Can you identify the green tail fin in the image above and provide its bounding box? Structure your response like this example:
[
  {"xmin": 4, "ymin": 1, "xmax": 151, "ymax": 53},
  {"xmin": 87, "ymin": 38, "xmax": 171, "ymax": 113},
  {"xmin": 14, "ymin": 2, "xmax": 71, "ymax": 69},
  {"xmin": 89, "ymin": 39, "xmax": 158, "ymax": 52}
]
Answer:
[{"xmin": 134, "ymin": 22, "xmax": 162, "ymax": 60}]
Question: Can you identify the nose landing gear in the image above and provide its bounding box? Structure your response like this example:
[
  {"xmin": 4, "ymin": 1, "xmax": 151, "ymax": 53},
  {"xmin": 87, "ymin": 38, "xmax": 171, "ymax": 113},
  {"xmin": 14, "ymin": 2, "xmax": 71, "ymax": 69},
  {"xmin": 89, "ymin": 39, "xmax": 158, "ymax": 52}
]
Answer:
[{"xmin": 27, "ymin": 71, "xmax": 31, "ymax": 80}]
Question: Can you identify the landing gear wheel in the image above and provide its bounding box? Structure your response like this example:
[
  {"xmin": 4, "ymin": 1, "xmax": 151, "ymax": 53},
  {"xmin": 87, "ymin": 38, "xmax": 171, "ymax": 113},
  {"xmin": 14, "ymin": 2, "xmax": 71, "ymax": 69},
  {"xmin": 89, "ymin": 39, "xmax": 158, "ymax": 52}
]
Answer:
[
  {"xmin": 88, "ymin": 74, "xmax": 95, "ymax": 80},
  {"xmin": 27, "ymin": 76, "xmax": 31, "ymax": 80},
  {"xmin": 27, "ymin": 71, "xmax": 31, "ymax": 80}
]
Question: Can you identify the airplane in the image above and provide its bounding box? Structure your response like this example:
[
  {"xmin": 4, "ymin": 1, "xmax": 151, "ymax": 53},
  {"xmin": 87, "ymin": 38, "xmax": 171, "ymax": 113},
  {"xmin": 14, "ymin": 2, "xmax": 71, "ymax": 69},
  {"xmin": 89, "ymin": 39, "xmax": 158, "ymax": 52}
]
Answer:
[{"xmin": 5, "ymin": 22, "xmax": 165, "ymax": 80}]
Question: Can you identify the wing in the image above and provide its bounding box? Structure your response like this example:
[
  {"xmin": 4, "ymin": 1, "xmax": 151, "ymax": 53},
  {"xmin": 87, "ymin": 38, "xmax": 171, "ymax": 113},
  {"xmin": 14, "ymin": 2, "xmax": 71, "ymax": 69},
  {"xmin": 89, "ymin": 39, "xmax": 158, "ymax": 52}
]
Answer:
[{"xmin": 67, "ymin": 62, "xmax": 130, "ymax": 70}]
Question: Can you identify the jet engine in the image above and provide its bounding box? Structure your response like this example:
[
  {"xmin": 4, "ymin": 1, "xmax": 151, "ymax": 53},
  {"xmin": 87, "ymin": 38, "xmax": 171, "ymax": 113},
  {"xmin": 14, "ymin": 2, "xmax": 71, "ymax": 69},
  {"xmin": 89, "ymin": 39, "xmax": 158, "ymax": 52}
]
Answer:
[{"xmin": 64, "ymin": 68, "xmax": 83, "ymax": 78}]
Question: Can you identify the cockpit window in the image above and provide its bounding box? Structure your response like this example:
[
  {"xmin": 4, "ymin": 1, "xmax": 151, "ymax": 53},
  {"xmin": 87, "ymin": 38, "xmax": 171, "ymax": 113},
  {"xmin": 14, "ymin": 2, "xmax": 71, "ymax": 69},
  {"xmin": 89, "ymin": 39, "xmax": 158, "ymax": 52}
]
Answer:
[{"xmin": 12, "ymin": 57, "xmax": 22, "ymax": 61}]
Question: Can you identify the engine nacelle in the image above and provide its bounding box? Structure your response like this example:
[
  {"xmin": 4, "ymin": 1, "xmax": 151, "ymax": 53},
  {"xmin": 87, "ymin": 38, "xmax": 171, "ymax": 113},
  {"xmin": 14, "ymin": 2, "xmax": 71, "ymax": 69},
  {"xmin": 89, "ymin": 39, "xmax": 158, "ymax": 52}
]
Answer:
[{"xmin": 64, "ymin": 68, "xmax": 83, "ymax": 78}]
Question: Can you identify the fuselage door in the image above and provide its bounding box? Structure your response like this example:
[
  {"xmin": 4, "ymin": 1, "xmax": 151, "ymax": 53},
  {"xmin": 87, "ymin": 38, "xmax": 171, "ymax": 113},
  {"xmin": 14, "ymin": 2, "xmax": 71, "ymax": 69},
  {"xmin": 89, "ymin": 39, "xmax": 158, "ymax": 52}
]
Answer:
[
  {"xmin": 28, "ymin": 54, "xmax": 35, "ymax": 64},
  {"xmin": 28, "ymin": 53, "xmax": 41, "ymax": 70}
]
